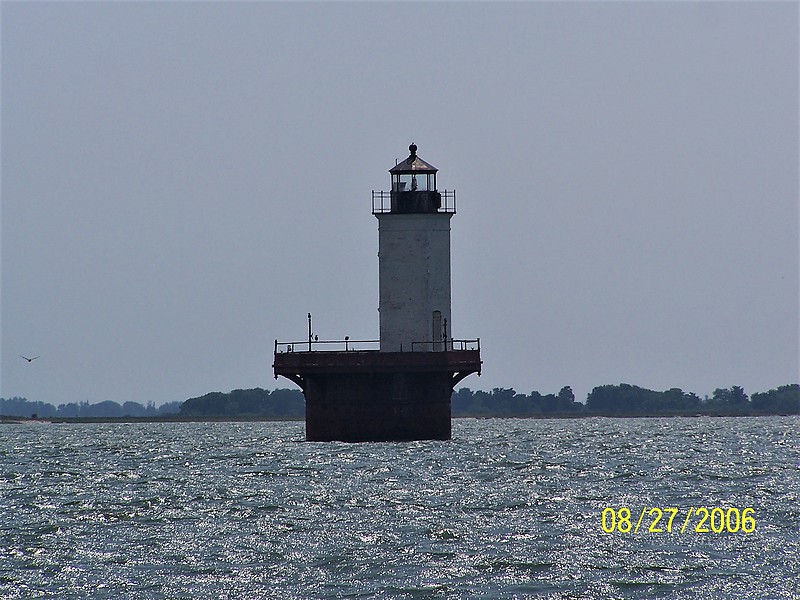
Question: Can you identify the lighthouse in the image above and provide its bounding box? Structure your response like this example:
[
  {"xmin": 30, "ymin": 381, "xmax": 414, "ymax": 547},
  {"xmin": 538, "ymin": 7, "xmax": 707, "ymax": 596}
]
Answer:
[
  {"xmin": 273, "ymin": 144, "xmax": 481, "ymax": 442},
  {"xmin": 375, "ymin": 143, "xmax": 452, "ymax": 353}
]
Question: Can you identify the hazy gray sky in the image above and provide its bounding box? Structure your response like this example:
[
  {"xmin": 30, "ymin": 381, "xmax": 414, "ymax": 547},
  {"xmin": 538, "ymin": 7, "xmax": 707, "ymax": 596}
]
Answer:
[{"xmin": 3, "ymin": 1, "xmax": 798, "ymax": 406}]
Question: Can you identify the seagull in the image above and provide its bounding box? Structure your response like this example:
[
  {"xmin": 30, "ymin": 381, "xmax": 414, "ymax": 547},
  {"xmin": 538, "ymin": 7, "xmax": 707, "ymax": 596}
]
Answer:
[{"xmin": 20, "ymin": 355, "xmax": 40, "ymax": 362}]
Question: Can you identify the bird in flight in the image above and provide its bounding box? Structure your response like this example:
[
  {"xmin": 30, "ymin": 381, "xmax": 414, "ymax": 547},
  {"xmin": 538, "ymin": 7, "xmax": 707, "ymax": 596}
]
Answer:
[{"xmin": 20, "ymin": 355, "xmax": 40, "ymax": 362}]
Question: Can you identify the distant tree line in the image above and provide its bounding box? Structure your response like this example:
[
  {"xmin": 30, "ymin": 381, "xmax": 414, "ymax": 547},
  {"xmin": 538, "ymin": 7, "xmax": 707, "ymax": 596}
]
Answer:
[
  {"xmin": 0, "ymin": 397, "xmax": 182, "ymax": 419},
  {"xmin": 452, "ymin": 386, "xmax": 583, "ymax": 416},
  {"xmin": 749, "ymin": 385, "xmax": 800, "ymax": 414},
  {"xmin": 179, "ymin": 388, "xmax": 304, "ymax": 418},
  {"xmin": 2, "ymin": 383, "xmax": 797, "ymax": 420},
  {"xmin": 584, "ymin": 384, "xmax": 799, "ymax": 416}
]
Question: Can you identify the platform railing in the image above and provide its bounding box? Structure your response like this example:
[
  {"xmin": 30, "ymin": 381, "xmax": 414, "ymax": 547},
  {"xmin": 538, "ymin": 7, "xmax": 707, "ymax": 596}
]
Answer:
[
  {"xmin": 371, "ymin": 189, "xmax": 456, "ymax": 214},
  {"xmin": 275, "ymin": 339, "xmax": 380, "ymax": 353},
  {"xmin": 275, "ymin": 337, "xmax": 480, "ymax": 354},
  {"xmin": 410, "ymin": 338, "xmax": 480, "ymax": 352}
]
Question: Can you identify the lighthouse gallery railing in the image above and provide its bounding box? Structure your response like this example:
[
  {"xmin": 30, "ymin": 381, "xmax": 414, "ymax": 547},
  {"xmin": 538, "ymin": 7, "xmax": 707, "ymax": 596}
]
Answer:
[{"xmin": 371, "ymin": 190, "xmax": 456, "ymax": 214}]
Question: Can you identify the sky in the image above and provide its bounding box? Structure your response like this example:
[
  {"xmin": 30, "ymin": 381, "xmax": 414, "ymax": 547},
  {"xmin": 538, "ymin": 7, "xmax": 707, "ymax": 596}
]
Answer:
[{"xmin": 2, "ymin": 1, "xmax": 798, "ymax": 407}]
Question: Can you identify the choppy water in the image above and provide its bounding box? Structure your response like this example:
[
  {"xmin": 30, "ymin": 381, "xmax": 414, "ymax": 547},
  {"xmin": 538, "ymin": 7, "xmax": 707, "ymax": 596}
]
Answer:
[{"xmin": 1, "ymin": 417, "xmax": 798, "ymax": 599}]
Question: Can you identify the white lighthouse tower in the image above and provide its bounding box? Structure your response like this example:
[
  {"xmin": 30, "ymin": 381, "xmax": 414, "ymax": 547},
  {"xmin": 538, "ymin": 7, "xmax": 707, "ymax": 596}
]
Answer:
[{"xmin": 374, "ymin": 143, "xmax": 455, "ymax": 352}]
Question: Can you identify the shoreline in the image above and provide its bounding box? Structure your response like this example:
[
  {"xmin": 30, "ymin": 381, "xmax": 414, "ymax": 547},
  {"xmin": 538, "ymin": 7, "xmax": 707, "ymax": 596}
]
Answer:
[{"xmin": 2, "ymin": 412, "xmax": 796, "ymax": 425}]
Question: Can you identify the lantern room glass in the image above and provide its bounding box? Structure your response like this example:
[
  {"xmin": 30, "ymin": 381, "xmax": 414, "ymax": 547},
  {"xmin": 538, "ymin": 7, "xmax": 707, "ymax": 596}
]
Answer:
[{"xmin": 392, "ymin": 173, "xmax": 436, "ymax": 192}]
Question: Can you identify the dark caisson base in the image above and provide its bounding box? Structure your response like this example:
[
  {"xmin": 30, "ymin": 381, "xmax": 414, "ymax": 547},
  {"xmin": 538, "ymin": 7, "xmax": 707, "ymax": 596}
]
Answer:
[
  {"xmin": 304, "ymin": 372, "xmax": 452, "ymax": 442},
  {"xmin": 273, "ymin": 350, "xmax": 481, "ymax": 442}
]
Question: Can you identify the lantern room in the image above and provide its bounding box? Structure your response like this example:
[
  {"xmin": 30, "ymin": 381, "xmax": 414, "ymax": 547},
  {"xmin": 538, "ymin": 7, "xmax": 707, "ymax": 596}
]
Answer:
[
  {"xmin": 387, "ymin": 143, "xmax": 443, "ymax": 214},
  {"xmin": 390, "ymin": 143, "xmax": 437, "ymax": 192}
]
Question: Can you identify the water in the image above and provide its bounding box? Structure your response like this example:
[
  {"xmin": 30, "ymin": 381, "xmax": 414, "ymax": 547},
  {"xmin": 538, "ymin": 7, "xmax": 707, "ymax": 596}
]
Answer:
[{"xmin": 1, "ymin": 417, "xmax": 798, "ymax": 599}]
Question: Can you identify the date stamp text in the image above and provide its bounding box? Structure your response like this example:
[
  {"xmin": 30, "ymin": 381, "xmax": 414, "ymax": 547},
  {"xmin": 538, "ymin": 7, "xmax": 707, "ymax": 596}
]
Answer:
[{"xmin": 601, "ymin": 507, "xmax": 756, "ymax": 534}]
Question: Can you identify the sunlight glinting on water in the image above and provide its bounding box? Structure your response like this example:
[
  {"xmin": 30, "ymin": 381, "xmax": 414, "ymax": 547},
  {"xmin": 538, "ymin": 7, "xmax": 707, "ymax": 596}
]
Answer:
[{"xmin": 1, "ymin": 417, "xmax": 798, "ymax": 599}]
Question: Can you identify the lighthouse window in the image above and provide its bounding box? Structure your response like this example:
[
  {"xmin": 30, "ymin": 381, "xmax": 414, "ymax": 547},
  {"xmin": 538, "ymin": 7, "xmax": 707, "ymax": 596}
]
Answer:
[{"xmin": 394, "ymin": 173, "xmax": 435, "ymax": 192}]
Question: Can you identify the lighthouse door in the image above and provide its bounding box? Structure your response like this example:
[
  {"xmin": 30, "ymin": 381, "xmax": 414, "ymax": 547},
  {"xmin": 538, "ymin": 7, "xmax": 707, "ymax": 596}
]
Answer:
[{"xmin": 432, "ymin": 310, "xmax": 443, "ymax": 351}]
